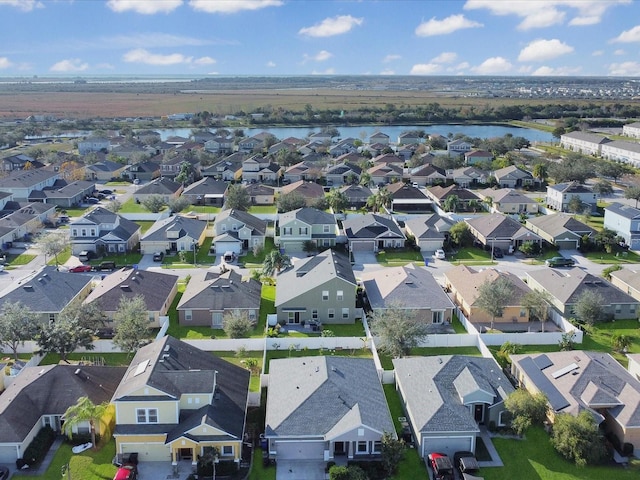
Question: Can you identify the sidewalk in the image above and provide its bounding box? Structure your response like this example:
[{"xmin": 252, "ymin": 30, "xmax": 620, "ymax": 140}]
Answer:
[
  {"xmin": 20, "ymin": 436, "xmax": 64, "ymax": 476},
  {"xmin": 478, "ymin": 426, "xmax": 504, "ymax": 467}
]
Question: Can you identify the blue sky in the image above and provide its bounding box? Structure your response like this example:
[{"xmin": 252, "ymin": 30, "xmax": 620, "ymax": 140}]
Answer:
[{"xmin": 1, "ymin": 0, "xmax": 639, "ymax": 76}]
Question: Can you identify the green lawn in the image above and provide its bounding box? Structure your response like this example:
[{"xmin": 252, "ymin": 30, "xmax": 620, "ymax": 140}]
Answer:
[
  {"xmin": 247, "ymin": 447, "xmax": 276, "ymax": 480},
  {"xmin": 47, "ymin": 246, "xmax": 71, "ymax": 266},
  {"xmin": 264, "ymin": 348, "xmax": 372, "ymax": 373},
  {"xmin": 580, "ymin": 319, "xmax": 640, "ymax": 367},
  {"xmin": 119, "ymin": 197, "xmax": 167, "ymax": 213},
  {"xmin": 19, "ymin": 440, "xmax": 118, "ymax": 480},
  {"xmin": 60, "ymin": 206, "xmax": 89, "ymax": 217},
  {"xmin": 7, "ymin": 252, "xmax": 37, "ymax": 266},
  {"xmin": 189, "ymin": 205, "xmax": 222, "ymax": 214},
  {"xmin": 378, "ymin": 346, "xmax": 482, "ymax": 370},
  {"xmin": 242, "ymin": 237, "xmax": 276, "ymax": 267},
  {"xmin": 40, "ymin": 352, "xmax": 134, "ymax": 366},
  {"xmin": 483, "ymin": 427, "xmax": 640, "ymax": 480},
  {"xmin": 248, "ymin": 205, "xmax": 277, "ymax": 214},
  {"xmin": 584, "ymin": 250, "xmax": 640, "ymax": 264},
  {"xmin": 196, "ymin": 237, "xmax": 214, "ymax": 264},
  {"xmin": 449, "ymin": 247, "xmax": 494, "ymax": 265},
  {"xmin": 134, "ymin": 220, "xmax": 156, "ymax": 234},
  {"xmin": 451, "ymin": 314, "xmax": 467, "ymax": 333},
  {"xmin": 212, "ymin": 350, "xmax": 263, "ymax": 391},
  {"xmin": 375, "ymin": 249, "xmax": 424, "ymax": 267}
]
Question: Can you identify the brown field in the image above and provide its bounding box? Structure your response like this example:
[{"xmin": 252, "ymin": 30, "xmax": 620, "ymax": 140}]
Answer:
[{"xmin": 0, "ymin": 88, "xmax": 595, "ymax": 119}]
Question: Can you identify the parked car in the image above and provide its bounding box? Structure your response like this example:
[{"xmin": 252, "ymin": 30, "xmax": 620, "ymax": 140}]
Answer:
[
  {"xmin": 454, "ymin": 451, "xmax": 484, "ymax": 480},
  {"xmin": 86, "ymin": 198, "xmax": 100, "ymax": 204},
  {"xmin": 0, "ymin": 466, "xmax": 9, "ymax": 480},
  {"xmin": 96, "ymin": 328, "xmax": 115, "ymax": 339},
  {"xmin": 434, "ymin": 249, "xmax": 446, "ymax": 260},
  {"xmin": 98, "ymin": 261, "xmax": 117, "ymax": 271},
  {"xmin": 492, "ymin": 247, "xmax": 504, "ymax": 259},
  {"xmin": 428, "ymin": 452, "xmax": 454, "ymax": 480},
  {"xmin": 545, "ymin": 256, "xmax": 575, "ymax": 267},
  {"xmin": 69, "ymin": 265, "xmax": 93, "ymax": 273},
  {"xmin": 113, "ymin": 464, "xmax": 137, "ymax": 480},
  {"xmin": 78, "ymin": 250, "xmax": 95, "ymax": 262},
  {"xmin": 100, "ymin": 189, "xmax": 113, "ymax": 195},
  {"xmin": 153, "ymin": 251, "xmax": 164, "ymax": 262}
]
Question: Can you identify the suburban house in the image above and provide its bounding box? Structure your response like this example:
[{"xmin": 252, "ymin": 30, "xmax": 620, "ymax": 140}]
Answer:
[
  {"xmin": 408, "ymin": 164, "xmax": 446, "ymax": 187},
  {"xmin": 329, "ymin": 138, "xmax": 359, "ymax": 157},
  {"xmin": 511, "ymin": 351, "xmax": 640, "ymax": 456},
  {"xmin": 443, "ymin": 265, "xmax": 533, "ymax": 326},
  {"xmin": 140, "ymin": 215, "xmax": 207, "ymax": 255},
  {"xmin": 360, "ymin": 264, "xmax": 455, "ymax": 325},
  {"xmin": 275, "ymin": 207, "xmax": 338, "ymax": 252},
  {"xmin": 610, "ymin": 268, "xmax": 640, "ymax": 302},
  {"xmin": 0, "ymin": 365, "xmax": 126, "ymax": 464},
  {"xmin": 398, "ymin": 132, "xmax": 421, "ymax": 145},
  {"xmin": 404, "ymin": 214, "xmax": 453, "ymax": 253},
  {"xmin": 0, "ymin": 203, "xmax": 57, "ymax": 241},
  {"xmin": 265, "ymin": 356, "xmax": 395, "ymax": 477},
  {"xmin": 604, "ymin": 202, "xmax": 640, "ymax": 250},
  {"xmin": 237, "ymin": 136, "xmax": 264, "ymax": 153},
  {"xmin": 623, "ymin": 121, "xmax": 640, "ymax": 139},
  {"xmin": 393, "ymin": 356, "xmax": 514, "ymax": 458},
  {"xmin": 176, "ymin": 268, "xmax": 261, "ymax": 327},
  {"xmin": 342, "ymin": 213, "xmax": 405, "ymax": 253},
  {"xmin": 284, "ymin": 162, "xmax": 316, "ymax": 183},
  {"xmin": 243, "ymin": 183, "xmax": 275, "ymax": 205},
  {"xmin": 367, "ymin": 163, "xmax": 403, "ymax": 185},
  {"xmin": 525, "ymin": 213, "xmax": 595, "ymax": 250},
  {"xmin": 275, "ymin": 249, "xmax": 357, "ymax": 325},
  {"xmin": 526, "ymin": 267, "xmax": 639, "ymax": 320},
  {"xmin": 369, "ymin": 132, "xmax": 390, "ymax": 145},
  {"xmin": 202, "ymin": 154, "xmax": 246, "ymax": 181},
  {"xmin": 112, "ymin": 336, "xmax": 250, "ymax": 466},
  {"xmin": 476, "ymin": 188, "xmax": 539, "ymax": 214},
  {"xmin": 493, "ymin": 165, "xmax": 535, "ymax": 189},
  {"xmin": 212, "ymin": 209, "xmax": 267, "ymax": 255},
  {"xmin": 560, "ymin": 131, "xmax": 610, "ymax": 155},
  {"xmin": 160, "ymin": 156, "xmax": 201, "ymax": 180},
  {"xmin": 339, "ymin": 184, "xmax": 372, "ymax": 210},
  {"xmin": 427, "ymin": 185, "xmax": 480, "ymax": 211},
  {"xmin": 1, "ymin": 154, "xmax": 44, "ymax": 171},
  {"xmin": 0, "ymin": 266, "xmax": 93, "ymax": 323},
  {"xmin": 242, "ymin": 155, "xmax": 281, "ymax": 184},
  {"xmin": 204, "ymin": 136, "xmax": 234, "ymax": 154},
  {"xmin": 181, "ymin": 178, "xmax": 228, "ymax": 207},
  {"xmin": 84, "ymin": 268, "xmax": 178, "ymax": 328},
  {"xmin": 448, "ymin": 166, "xmax": 489, "ymax": 188},
  {"xmin": 546, "ymin": 182, "xmax": 597, "ymax": 213},
  {"xmin": 78, "ymin": 137, "xmax": 112, "ymax": 155},
  {"xmin": 464, "ymin": 150, "xmax": 493, "ymax": 165},
  {"xmin": 30, "ymin": 180, "xmax": 96, "ymax": 208},
  {"xmin": 280, "ymin": 180, "xmax": 325, "ymax": 207},
  {"xmin": 86, "ymin": 161, "xmax": 128, "ymax": 182},
  {"xmin": 386, "ymin": 183, "xmax": 432, "ymax": 212},
  {"xmin": 0, "ymin": 169, "xmax": 59, "ymax": 202},
  {"xmin": 447, "ymin": 139, "xmax": 473, "ymax": 154},
  {"xmin": 125, "ymin": 160, "xmax": 161, "ymax": 182},
  {"xmin": 134, "ymin": 177, "xmax": 183, "ymax": 203},
  {"xmin": 325, "ymin": 162, "xmax": 362, "ymax": 186},
  {"xmin": 69, "ymin": 207, "xmax": 141, "ymax": 255},
  {"xmin": 466, "ymin": 213, "xmax": 542, "ymax": 251}
]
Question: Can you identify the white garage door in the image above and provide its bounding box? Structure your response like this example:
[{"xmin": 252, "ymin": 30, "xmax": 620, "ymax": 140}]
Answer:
[
  {"xmin": 282, "ymin": 241, "xmax": 304, "ymax": 253},
  {"xmin": 351, "ymin": 241, "xmax": 375, "ymax": 252},
  {"xmin": 121, "ymin": 443, "xmax": 171, "ymax": 462},
  {"xmin": 0, "ymin": 445, "xmax": 18, "ymax": 463},
  {"xmin": 215, "ymin": 241, "xmax": 242, "ymax": 255},
  {"xmin": 276, "ymin": 441, "xmax": 324, "ymax": 460},
  {"xmin": 422, "ymin": 435, "xmax": 474, "ymax": 458}
]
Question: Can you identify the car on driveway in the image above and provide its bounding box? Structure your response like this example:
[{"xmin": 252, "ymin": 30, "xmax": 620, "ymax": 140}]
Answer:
[
  {"xmin": 434, "ymin": 249, "xmax": 446, "ymax": 260},
  {"xmin": 153, "ymin": 251, "xmax": 164, "ymax": 262},
  {"xmin": 492, "ymin": 247, "xmax": 504, "ymax": 259},
  {"xmin": 86, "ymin": 198, "xmax": 100, "ymax": 205},
  {"xmin": 428, "ymin": 452, "xmax": 454, "ymax": 480},
  {"xmin": 69, "ymin": 265, "xmax": 93, "ymax": 273},
  {"xmin": 113, "ymin": 464, "xmax": 137, "ymax": 480},
  {"xmin": 454, "ymin": 451, "xmax": 484, "ymax": 480},
  {"xmin": 545, "ymin": 256, "xmax": 575, "ymax": 267}
]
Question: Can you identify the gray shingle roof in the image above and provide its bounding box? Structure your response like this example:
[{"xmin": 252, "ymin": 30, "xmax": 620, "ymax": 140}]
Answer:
[
  {"xmin": 0, "ymin": 168, "xmax": 58, "ymax": 188},
  {"xmin": 466, "ymin": 213, "xmax": 539, "ymax": 240},
  {"xmin": 605, "ymin": 202, "xmax": 640, "ymax": 220},
  {"xmin": 343, "ymin": 213, "xmax": 404, "ymax": 240},
  {"xmin": 265, "ymin": 357, "xmax": 394, "ymax": 438},
  {"xmin": 177, "ymin": 268, "xmax": 261, "ymax": 311},
  {"xmin": 526, "ymin": 212, "xmax": 595, "ymax": 238},
  {"xmin": 141, "ymin": 215, "xmax": 207, "ymax": 243},
  {"xmin": 214, "ymin": 209, "xmax": 267, "ymax": 236},
  {"xmin": 135, "ymin": 177, "xmax": 181, "ymax": 195},
  {"xmin": 404, "ymin": 214, "xmax": 453, "ymax": 240},
  {"xmin": 279, "ymin": 207, "xmax": 336, "ymax": 226}
]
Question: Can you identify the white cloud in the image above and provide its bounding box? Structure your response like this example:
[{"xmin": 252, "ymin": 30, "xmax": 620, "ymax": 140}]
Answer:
[
  {"xmin": 194, "ymin": 56, "xmax": 216, "ymax": 65},
  {"xmin": 415, "ymin": 14, "xmax": 482, "ymax": 36},
  {"xmin": 380, "ymin": 69, "xmax": 395, "ymax": 75},
  {"xmin": 299, "ymin": 15, "xmax": 363, "ymax": 37},
  {"xmin": 592, "ymin": 50, "xmax": 604, "ymax": 56},
  {"xmin": 518, "ymin": 39, "xmax": 573, "ymax": 62},
  {"xmin": 106, "ymin": 0, "xmax": 183, "ymax": 14},
  {"xmin": 266, "ymin": 61, "xmax": 276, "ymax": 68},
  {"xmin": 311, "ymin": 68, "xmax": 336, "ymax": 75},
  {"xmin": 531, "ymin": 65, "xmax": 582, "ymax": 76},
  {"xmin": 303, "ymin": 50, "xmax": 333, "ymax": 63},
  {"xmin": 0, "ymin": 57, "xmax": 12, "ymax": 69},
  {"xmin": 410, "ymin": 63, "xmax": 443, "ymax": 75},
  {"xmin": 609, "ymin": 61, "xmax": 640, "ymax": 76},
  {"xmin": 123, "ymin": 48, "xmax": 193, "ymax": 65},
  {"xmin": 106, "ymin": 33, "xmax": 211, "ymax": 48},
  {"xmin": 431, "ymin": 52, "xmax": 457, "ymax": 64},
  {"xmin": 471, "ymin": 56, "xmax": 512, "ymax": 74},
  {"xmin": 454, "ymin": 62, "xmax": 470, "ymax": 71},
  {"xmin": 383, "ymin": 54, "xmax": 401, "ymax": 63},
  {"xmin": 614, "ymin": 49, "xmax": 626, "ymax": 56},
  {"xmin": 50, "ymin": 58, "xmax": 89, "ymax": 72},
  {"xmin": 189, "ymin": 0, "xmax": 283, "ymax": 14},
  {"xmin": 0, "ymin": 0, "xmax": 43, "ymax": 12},
  {"xmin": 611, "ymin": 25, "xmax": 640, "ymax": 43}
]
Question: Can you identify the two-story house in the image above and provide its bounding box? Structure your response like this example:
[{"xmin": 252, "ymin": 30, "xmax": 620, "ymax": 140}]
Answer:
[
  {"xmin": 242, "ymin": 155, "xmax": 281, "ymax": 184},
  {"xmin": 140, "ymin": 215, "xmax": 207, "ymax": 255},
  {"xmin": 0, "ymin": 169, "xmax": 59, "ymax": 202},
  {"xmin": 69, "ymin": 207, "xmax": 141, "ymax": 255},
  {"xmin": 78, "ymin": 137, "xmax": 111, "ymax": 155},
  {"xmin": 560, "ymin": 131, "xmax": 610, "ymax": 155},
  {"xmin": 275, "ymin": 207, "xmax": 338, "ymax": 252},
  {"xmin": 325, "ymin": 162, "xmax": 362, "ymax": 186},
  {"xmin": 275, "ymin": 249, "xmax": 357, "ymax": 325},
  {"xmin": 604, "ymin": 202, "xmax": 640, "ymax": 250},
  {"xmin": 547, "ymin": 182, "xmax": 597, "ymax": 213},
  {"xmin": 213, "ymin": 209, "xmax": 267, "ymax": 255},
  {"xmin": 112, "ymin": 336, "xmax": 249, "ymax": 468}
]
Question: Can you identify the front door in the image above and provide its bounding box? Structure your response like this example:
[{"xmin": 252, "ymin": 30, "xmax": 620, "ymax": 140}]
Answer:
[
  {"xmin": 179, "ymin": 448, "xmax": 192, "ymax": 460},
  {"xmin": 474, "ymin": 404, "xmax": 484, "ymax": 423},
  {"xmin": 334, "ymin": 442, "xmax": 347, "ymax": 456}
]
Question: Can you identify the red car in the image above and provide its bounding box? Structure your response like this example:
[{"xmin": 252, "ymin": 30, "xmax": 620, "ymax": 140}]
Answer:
[
  {"xmin": 113, "ymin": 464, "xmax": 137, "ymax": 480},
  {"xmin": 428, "ymin": 452, "xmax": 454, "ymax": 480},
  {"xmin": 69, "ymin": 265, "xmax": 92, "ymax": 273}
]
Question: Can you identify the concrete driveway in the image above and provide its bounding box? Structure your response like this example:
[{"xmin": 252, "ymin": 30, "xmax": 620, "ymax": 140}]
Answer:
[{"xmin": 276, "ymin": 460, "xmax": 325, "ymax": 480}]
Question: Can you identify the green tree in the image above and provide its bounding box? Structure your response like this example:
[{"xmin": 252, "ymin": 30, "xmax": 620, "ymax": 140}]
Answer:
[
  {"xmin": 277, "ymin": 191, "xmax": 307, "ymax": 213},
  {"xmin": 448, "ymin": 222, "xmax": 472, "ymax": 247},
  {"xmin": 366, "ymin": 187, "xmax": 392, "ymax": 213},
  {"xmin": 381, "ymin": 432, "xmax": 405, "ymax": 475},
  {"xmin": 504, "ymin": 389, "xmax": 548, "ymax": 436},
  {"xmin": 105, "ymin": 199, "xmax": 122, "ymax": 213},
  {"xmin": 591, "ymin": 179, "xmax": 613, "ymax": 197},
  {"xmin": 532, "ymin": 162, "xmax": 548, "ymax": 183},
  {"xmin": 141, "ymin": 194, "xmax": 166, "ymax": 213},
  {"xmin": 612, "ymin": 333, "xmax": 631, "ymax": 352},
  {"xmin": 112, "ymin": 295, "xmax": 150, "ymax": 353},
  {"xmin": 62, "ymin": 396, "xmax": 110, "ymax": 449},
  {"xmin": 475, "ymin": 276, "xmax": 515, "ymax": 330},
  {"xmin": 36, "ymin": 316, "xmax": 95, "ymax": 363},
  {"xmin": 574, "ymin": 289, "xmax": 605, "ymax": 326},
  {"xmin": 326, "ymin": 188, "xmax": 349, "ymax": 212},
  {"xmin": 602, "ymin": 264, "xmax": 622, "ymax": 281},
  {"xmin": 567, "ymin": 195, "xmax": 584, "ymax": 214},
  {"xmin": 369, "ymin": 304, "xmax": 428, "ymax": 358},
  {"xmin": 167, "ymin": 196, "xmax": 192, "ymax": 213},
  {"xmin": 329, "ymin": 465, "xmax": 367, "ymax": 480},
  {"xmin": 174, "ymin": 161, "xmax": 192, "ymax": 184},
  {"xmin": 224, "ymin": 184, "xmax": 251, "ymax": 211},
  {"xmin": 521, "ymin": 289, "xmax": 552, "ymax": 332},
  {"xmin": 223, "ymin": 310, "xmax": 254, "ymax": 338},
  {"xmin": 262, "ymin": 250, "xmax": 291, "ymax": 276},
  {"xmin": 0, "ymin": 301, "xmax": 40, "ymax": 360},
  {"xmin": 551, "ymin": 411, "xmax": 607, "ymax": 466},
  {"xmin": 624, "ymin": 185, "xmax": 640, "ymax": 208},
  {"xmin": 302, "ymin": 240, "xmax": 317, "ymax": 255},
  {"xmin": 552, "ymin": 126, "xmax": 566, "ymax": 139},
  {"xmin": 36, "ymin": 231, "xmax": 69, "ymax": 267},
  {"xmin": 596, "ymin": 161, "xmax": 628, "ymax": 184},
  {"xmin": 359, "ymin": 171, "xmax": 372, "ymax": 187},
  {"xmin": 442, "ymin": 194, "xmax": 459, "ymax": 212}
]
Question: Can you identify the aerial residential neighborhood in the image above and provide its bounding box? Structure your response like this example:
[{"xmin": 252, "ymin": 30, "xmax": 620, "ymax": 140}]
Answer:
[{"xmin": 3, "ymin": 112, "xmax": 640, "ymax": 480}]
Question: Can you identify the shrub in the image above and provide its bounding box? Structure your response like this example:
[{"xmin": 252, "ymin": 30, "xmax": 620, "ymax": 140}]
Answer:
[{"xmin": 23, "ymin": 426, "xmax": 55, "ymax": 466}]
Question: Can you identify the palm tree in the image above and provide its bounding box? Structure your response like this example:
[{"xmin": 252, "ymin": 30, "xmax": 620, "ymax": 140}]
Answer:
[
  {"xmin": 262, "ymin": 250, "xmax": 291, "ymax": 276},
  {"xmin": 62, "ymin": 396, "xmax": 110, "ymax": 449},
  {"xmin": 359, "ymin": 171, "xmax": 372, "ymax": 187},
  {"xmin": 367, "ymin": 187, "xmax": 392, "ymax": 213},
  {"xmin": 443, "ymin": 194, "xmax": 459, "ymax": 213}
]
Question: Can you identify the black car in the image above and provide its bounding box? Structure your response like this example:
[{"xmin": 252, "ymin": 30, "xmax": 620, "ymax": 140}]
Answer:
[
  {"xmin": 153, "ymin": 251, "xmax": 164, "ymax": 262},
  {"xmin": 454, "ymin": 451, "xmax": 484, "ymax": 479},
  {"xmin": 0, "ymin": 466, "xmax": 9, "ymax": 480},
  {"xmin": 86, "ymin": 198, "xmax": 100, "ymax": 204},
  {"xmin": 545, "ymin": 256, "xmax": 575, "ymax": 267},
  {"xmin": 100, "ymin": 189, "xmax": 113, "ymax": 195},
  {"xmin": 493, "ymin": 247, "xmax": 504, "ymax": 259}
]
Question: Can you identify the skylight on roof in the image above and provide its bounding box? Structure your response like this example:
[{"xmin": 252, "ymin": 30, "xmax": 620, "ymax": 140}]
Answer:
[
  {"xmin": 133, "ymin": 359, "xmax": 150, "ymax": 377},
  {"xmin": 551, "ymin": 363, "xmax": 579, "ymax": 379}
]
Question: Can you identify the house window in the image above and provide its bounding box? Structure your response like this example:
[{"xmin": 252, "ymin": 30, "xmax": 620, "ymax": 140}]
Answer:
[
  {"xmin": 221, "ymin": 225, "xmax": 227, "ymax": 232},
  {"xmin": 283, "ymin": 227, "xmax": 292, "ymax": 235},
  {"xmin": 222, "ymin": 445, "xmax": 234, "ymax": 456},
  {"xmin": 81, "ymin": 229, "xmax": 87, "ymax": 236},
  {"xmin": 212, "ymin": 312, "xmax": 223, "ymax": 328},
  {"xmin": 136, "ymin": 408, "xmax": 158, "ymax": 424},
  {"xmin": 249, "ymin": 310, "xmax": 256, "ymax": 321},
  {"xmin": 328, "ymin": 309, "xmax": 335, "ymax": 319},
  {"xmin": 631, "ymin": 305, "xmax": 636, "ymax": 315},
  {"xmin": 148, "ymin": 313, "xmax": 155, "ymax": 323},
  {"xmin": 520, "ymin": 309, "xmax": 527, "ymax": 317},
  {"xmin": 118, "ymin": 244, "xmax": 125, "ymax": 252},
  {"xmin": 373, "ymin": 441, "xmax": 382, "ymax": 454},
  {"xmin": 498, "ymin": 410, "xmax": 510, "ymax": 427},
  {"xmin": 312, "ymin": 309, "xmax": 318, "ymax": 320},
  {"xmin": 232, "ymin": 224, "xmax": 238, "ymax": 231},
  {"xmin": 342, "ymin": 308, "xmax": 349, "ymax": 319},
  {"xmin": 357, "ymin": 441, "xmax": 368, "ymax": 454},
  {"xmin": 185, "ymin": 310, "xmax": 192, "ymax": 321},
  {"xmin": 615, "ymin": 304, "xmax": 622, "ymax": 314},
  {"xmin": 322, "ymin": 290, "xmax": 329, "ymax": 301},
  {"xmin": 299, "ymin": 227, "xmax": 308, "ymax": 235},
  {"xmin": 323, "ymin": 225, "xmax": 330, "ymax": 233},
  {"xmin": 337, "ymin": 290, "xmax": 343, "ymax": 301},
  {"xmin": 72, "ymin": 229, "xmax": 78, "ymax": 237},
  {"xmin": 90, "ymin": 229, "xmax": 96, "ymax": 236},
  {"xmin": 288, "ymin": 312, "xmax": 296, "ymax": 324},
  {"xmin": 432, "ymin": 311, "xmax": 443, "ymax": 324}
]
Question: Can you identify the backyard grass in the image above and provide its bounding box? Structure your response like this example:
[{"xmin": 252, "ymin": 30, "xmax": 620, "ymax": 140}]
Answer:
[
  {"xmin": 242, "ymin": 237, "xmax": 276, "ymax": 267},
  {"xmin": 60, "ymin": 206, "xmax": 89, "ymax": 217},
  {"xmin": 375, "ymin": 248, "xmax": 424, "ymax": 267},
  {"xmin": 584, "ymin": 250, "xmax": 640, "ymax": 264},
  {"xmin": 378, "ymin": 346, "xmax": 482, "ymax": 370},
  {"xmin": 18, "ymin": 440, "xmax": 118, "ymax": 480},
  {"xmin": 449, "ymin": 247, "xmax": 494, "ymax": 265},
  {"xmin": 46, "ymin": 246, "xmax": 71, "ymax": 266},
  {"xmin": 6, "ymin": 252, "xmax": 37, "ymax": 266},
  {"xmin": 482, "ymin": 426, "xmax": 640, "ymax": 480},
  {"xmin": 189, "ymin": 205, "xmax": 222, "ymax": 214},
  {"xmin": 119, "ymin": 197, "xmax": 167, "ymax": 214},
  {"xmin": 40, "ymin": 352, "xmax": 134, "ymax": 366},
  {"xmin": 580, "ymin": 319, "xmax": 640, "ymax": 367},
  {"xmin": 248, "ymin": 205, "xmax": 277, "ymax": 214},
  {"xmin": 134, "ymin": 220, "xmax": 155, "ymax": 234},
  {"xmin": 451, "ymin": 314, "xmax": 467, "ymax": 334},
  {"xmin": 247, "ymin": 447, "xmax": 276, "ymax": 480},
  {"xmin": 264, "ymin": 348, "xmax": 372, "ymax": 373},
  {"xmin": 212, "ymin": 350, "xmax": 263, "ymax": 392}
]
